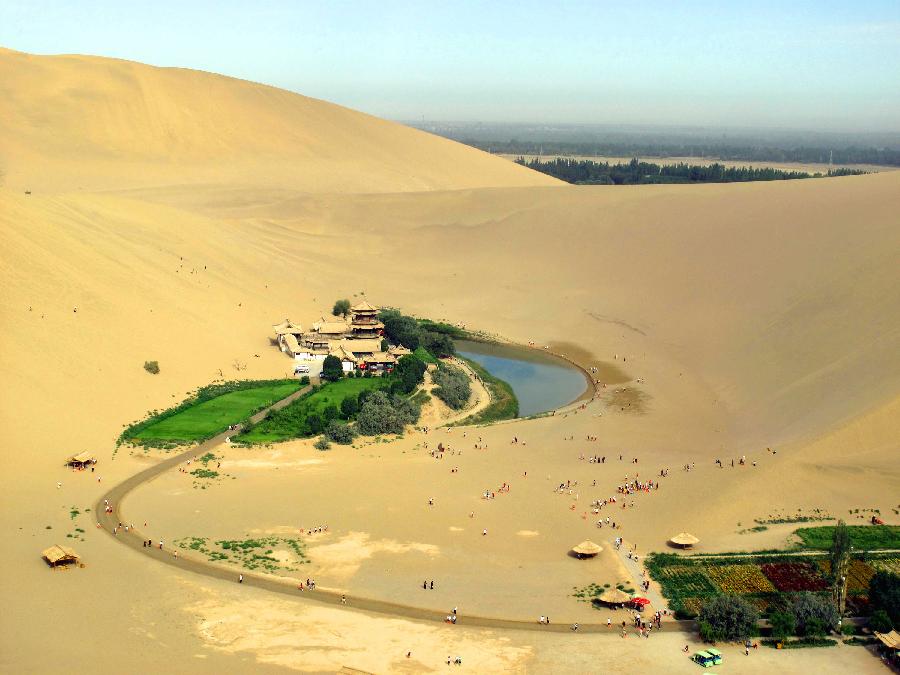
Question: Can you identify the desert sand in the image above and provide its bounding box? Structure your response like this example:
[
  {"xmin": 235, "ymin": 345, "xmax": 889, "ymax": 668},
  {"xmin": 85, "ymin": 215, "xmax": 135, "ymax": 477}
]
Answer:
[{"xmin": 1, "ymin": 48, "xmax": 898, "ymax": 673}]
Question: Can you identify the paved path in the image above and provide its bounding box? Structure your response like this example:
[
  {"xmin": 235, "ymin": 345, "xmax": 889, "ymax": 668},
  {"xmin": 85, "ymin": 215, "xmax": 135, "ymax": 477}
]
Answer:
[
  {"xmin": 614, "ymin": 542, "xmax": 669, "ymax": 611},
  {"xmin": 96, "ymin": 385, "xmax": 697, "ymax": 634}
]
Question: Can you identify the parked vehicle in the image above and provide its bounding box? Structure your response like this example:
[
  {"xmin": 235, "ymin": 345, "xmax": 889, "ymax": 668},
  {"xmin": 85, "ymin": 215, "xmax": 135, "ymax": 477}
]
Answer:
[
  {"xmin": 692, "ymin": 651, "xmax": 716, "ymax": 668},
  {"xmin": 294, "ymin": 364, "xmax": 310, "ymax": 374}
]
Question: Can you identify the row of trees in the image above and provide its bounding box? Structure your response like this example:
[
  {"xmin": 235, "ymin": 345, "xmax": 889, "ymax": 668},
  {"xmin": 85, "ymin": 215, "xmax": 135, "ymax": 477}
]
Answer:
[
  {"xmin": 516, "ymin": 157, "xmax": 866, "ymax": 185},
  {"xmin": 471, "ymin": 139, "xmax": 900, "ymax": 167}
]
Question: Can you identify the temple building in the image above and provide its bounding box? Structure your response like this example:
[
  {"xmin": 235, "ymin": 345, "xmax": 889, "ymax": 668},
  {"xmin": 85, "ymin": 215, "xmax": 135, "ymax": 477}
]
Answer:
[{"xmin": 272, "ymin": 302, "xmax": 398, "ymax": 373}]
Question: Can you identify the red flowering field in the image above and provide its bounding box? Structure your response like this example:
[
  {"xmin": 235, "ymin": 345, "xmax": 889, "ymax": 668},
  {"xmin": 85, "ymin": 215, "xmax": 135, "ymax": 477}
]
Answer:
[{"xmin": 760, "ymin": 562, "xmax": 829, "ymax": 592}]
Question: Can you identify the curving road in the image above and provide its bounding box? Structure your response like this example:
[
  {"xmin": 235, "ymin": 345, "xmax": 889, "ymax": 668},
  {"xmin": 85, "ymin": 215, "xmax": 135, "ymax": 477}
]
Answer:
[{"xmin": 97, "ymin": 385, "xmax": 693, "ymax": 634}]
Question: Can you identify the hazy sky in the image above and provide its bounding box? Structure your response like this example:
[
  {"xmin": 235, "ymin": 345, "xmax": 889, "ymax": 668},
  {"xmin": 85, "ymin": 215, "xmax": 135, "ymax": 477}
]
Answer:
[{"xmin": 2, "ymin": 1, "xmax": 899, "ymax": 131}]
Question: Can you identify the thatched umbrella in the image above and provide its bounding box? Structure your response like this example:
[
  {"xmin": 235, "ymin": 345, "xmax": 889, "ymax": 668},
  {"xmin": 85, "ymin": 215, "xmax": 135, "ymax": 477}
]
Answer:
[
  {"xmin": 598, "ymin": 588, "xmax": 631, "ymax": 605},
  {"xmin": 670, "ymin": 532, "xmax": 700, "ymax": 548},
  {"xmin": 572, "ymin": 540, "xmax": 603, "ymax": 558}
]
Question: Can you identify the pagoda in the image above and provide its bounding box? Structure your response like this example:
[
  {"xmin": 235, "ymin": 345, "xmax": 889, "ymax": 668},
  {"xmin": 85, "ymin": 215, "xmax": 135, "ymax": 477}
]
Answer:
[{"xmin": 348, "ymin": 300, "xmax": 384, "ymax": 339}]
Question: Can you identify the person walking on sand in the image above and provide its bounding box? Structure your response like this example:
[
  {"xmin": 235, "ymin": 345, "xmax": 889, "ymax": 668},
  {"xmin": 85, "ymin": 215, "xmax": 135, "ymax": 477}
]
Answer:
[{"xmin": 239, "ymin": 574, "xmax": 243, "ymax": 583}]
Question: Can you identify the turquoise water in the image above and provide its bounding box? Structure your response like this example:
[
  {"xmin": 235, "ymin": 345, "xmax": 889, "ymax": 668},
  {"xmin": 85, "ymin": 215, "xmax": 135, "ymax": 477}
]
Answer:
[{"xmin": 455, "ymin": 340, "xmax": 588, "ymax": 417}]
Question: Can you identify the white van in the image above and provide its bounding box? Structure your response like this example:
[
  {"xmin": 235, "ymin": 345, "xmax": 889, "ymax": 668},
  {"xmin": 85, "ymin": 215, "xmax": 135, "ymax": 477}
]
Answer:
[{"xmin": 294, "ymin": 364, "xmax": 310, "ymax": 374}]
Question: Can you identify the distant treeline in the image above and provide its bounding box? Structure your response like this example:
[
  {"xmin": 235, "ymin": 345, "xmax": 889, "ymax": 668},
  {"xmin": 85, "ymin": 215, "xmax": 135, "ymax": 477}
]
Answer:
[
  {"xmin": 516, "ymin": 157, "xmax": 866, "ymax": 185},
  {"xmin": 481, "ymin": 141, "xmax": 900, "ymax": 167}
]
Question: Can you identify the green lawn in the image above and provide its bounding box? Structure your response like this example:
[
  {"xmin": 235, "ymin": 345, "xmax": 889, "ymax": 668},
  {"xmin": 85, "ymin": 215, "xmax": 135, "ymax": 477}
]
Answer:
[
  {"xmin": 241, "ymin": 376, "xmax": 390, "ymax": 443},
  {"xmin": 133, "ymin": 382, "xmax": 300, "ymax": 442},
  {"xmin": 795, "ymin": 525, "xmax": 900, "ymax": 551}
]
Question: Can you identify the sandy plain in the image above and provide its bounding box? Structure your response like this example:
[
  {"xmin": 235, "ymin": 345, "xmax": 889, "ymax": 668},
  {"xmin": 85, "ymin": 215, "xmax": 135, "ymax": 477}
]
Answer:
[{"xmin": 1, "ymin": 47, "xmax": 899, "ymax": 673}]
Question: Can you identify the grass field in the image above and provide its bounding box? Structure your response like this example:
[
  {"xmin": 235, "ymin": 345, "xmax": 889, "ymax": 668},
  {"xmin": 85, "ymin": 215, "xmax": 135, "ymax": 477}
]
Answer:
[
  {"xmin": 241, "ymin": 376, "xmax": 390, "ymax": 443},
  {"xmin": 795, "ymin": 525, "xmax": 900, "ymax": 551},
  {"xmin": 132, "ymin": 382, "xmax": 301, "ymax": 443},
  {"xmin": 452, "ymin": 355, "xmax": 518, "ymax": 425},
  {"xmin": 414, "ymin": 346, "xmax": 439, "ymax": 364}
]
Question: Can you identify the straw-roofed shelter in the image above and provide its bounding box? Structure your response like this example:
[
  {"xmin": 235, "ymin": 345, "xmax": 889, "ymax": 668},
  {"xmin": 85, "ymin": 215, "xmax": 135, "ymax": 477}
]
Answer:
[
  {"xmin": 875, "ymin": 630, "xmax": 900, "ymax": 650},
  {"xmin": 670, "ymin": 532, "xmax": 700, "ymax": 548},
  {"xmin": 65, "ymin": 451, "xmax": 96, "ymax": 468},
  {"xmin": 597, "ymin": 588, "xmax": 631, "ymax": 605},
  {"xmin": 42, "ymin": 545, "xmax": 80, "ymax": 567},
  {"xmin": 572, "ymin": 540, "xmax": 603, "ymax": 558}
]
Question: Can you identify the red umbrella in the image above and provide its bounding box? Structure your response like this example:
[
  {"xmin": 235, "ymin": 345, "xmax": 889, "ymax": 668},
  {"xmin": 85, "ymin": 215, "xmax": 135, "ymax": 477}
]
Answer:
[{"xmin": 630, "ymin": 597, "xmax": 651, "ymax": 608}]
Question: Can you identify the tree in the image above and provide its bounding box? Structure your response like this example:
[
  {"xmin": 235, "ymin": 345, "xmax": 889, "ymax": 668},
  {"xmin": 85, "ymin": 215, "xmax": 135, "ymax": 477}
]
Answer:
[
  {"xmin": 321, "ymin": 355, "xmax": 344, "ymax": 381},
  {"xmin": 340, "ymin": 396, "xmax": 359, "ymax": 419},
  {"xmin": 322, "ymin": 404, "xmax": 339, "ymax": 422},
  {"xmin": 769, "ymin": 611, "xmax": 796, "ymax": 641},
  {"xmin": 381, "ymin": 338, "xmax": 390, "ymax": 352},
  {"xmin": 394, "ymin": 354, "xmax": 427, "ymax": 394},
  {"xmin": 869, "ymin": 571, "xmax": 900, "ymax": 627},
  {"xmin": 792, "ymin": 592, "xmax": 839, "ymax": 635},
  {"xmin": 697, "ymin": 595, "xmax": 759, "ymax": 642},
  {"xmin": 830, "ymin": 520, "xmax": 852, "ymax": 615},
  {"xmin": 382, "ymin": 313, "xmax": 421, "ymax": 350},
  {"xmin": 422, "ymin": 331, "xmax": 455, "ymax": 357},
  {"xmin": 307, "ymin": 413, "xmax": 323, "ymax": 435},
  {"xmin": 332, "ymin": 299, "xmax": 351, "ymax": 317},
  {"xmin": 324, "ymin": 420, "xmax": 356, "ymax": 445}
]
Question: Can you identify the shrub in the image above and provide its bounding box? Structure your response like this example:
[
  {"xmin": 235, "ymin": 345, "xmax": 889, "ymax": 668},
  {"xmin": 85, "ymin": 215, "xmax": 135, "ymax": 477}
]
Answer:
[
  {"xmin": 804, "ymin": 617, "xmax": 826, "ymax": 638},
  {"xmin": 431, "ymin": 363, "xmax": 471, "ymax": 409},
  {"xmin": 869, "ymin": 571, "xmax": 900, "ymax": 626},
  {"xmin": 698, "ymin": 595, "xmax": 759, "ymax": 642},
  {"xmin": 325, "ymin": 420, "xmax": 356, "ymax": 445},
  {"xmin": 313, "ymin": 437, "xmax": 330, "ymax": 450},
  {"xmin": 870, "ymin": 609, "xmax": 893, "ymax": 633},
  {"xmin": 356, "ymin": 391, "xmax": 420, "ymax": 435},
  {"xmin": 143, "ymin": 360, "xmax": 160, "ymax": 374},
  {"xmin": 792, "ymin": 592, "xmax": 839, "ymax": 635},
  {"xmin": 322, "ymin": 404, "xmax": 339, "ymax": 422},
  {"xmin": 332, "ymin": 299, "xmax": 350, "ymax": 317},
  {"xmin": 299, "ymin": 375, "xmax": 310, "ymax": 386},
  {"xmin": 770, "ymin": 611, "xmax": 797, "ymax": 640},
  {"xmin": 322, "ymin": 355, "xmax": 344, "ymax": 381}
]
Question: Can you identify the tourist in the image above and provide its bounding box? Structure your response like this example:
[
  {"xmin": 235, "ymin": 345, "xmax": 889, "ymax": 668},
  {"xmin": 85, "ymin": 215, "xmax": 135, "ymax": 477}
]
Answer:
[{"xmin": 239, "ymin": 574, "xmax": 243, "ymax": 583}]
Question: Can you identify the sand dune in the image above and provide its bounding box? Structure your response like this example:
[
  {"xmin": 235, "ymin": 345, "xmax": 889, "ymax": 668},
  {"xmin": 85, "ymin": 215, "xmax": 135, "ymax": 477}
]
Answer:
[
  {"xmin": 0, "ymin": 47, "xmax": 559, "ymax": 193},
  {"xmin": 1, "ymin": 49, "xmax": 897, "ymax": 673}
]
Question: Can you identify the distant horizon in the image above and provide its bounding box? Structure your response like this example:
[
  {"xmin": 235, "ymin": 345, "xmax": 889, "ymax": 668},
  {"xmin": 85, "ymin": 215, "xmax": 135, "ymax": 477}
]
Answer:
[{"xmin": 2, "ymin": 1, "xmax": 899, "ymax": 133}]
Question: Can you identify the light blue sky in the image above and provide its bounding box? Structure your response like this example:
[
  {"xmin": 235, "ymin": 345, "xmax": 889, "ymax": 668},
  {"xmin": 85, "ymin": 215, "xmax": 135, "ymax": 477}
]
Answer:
[{"xmin": 2, "ymin": 1, "xmax": 899, "ymax": 131}]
